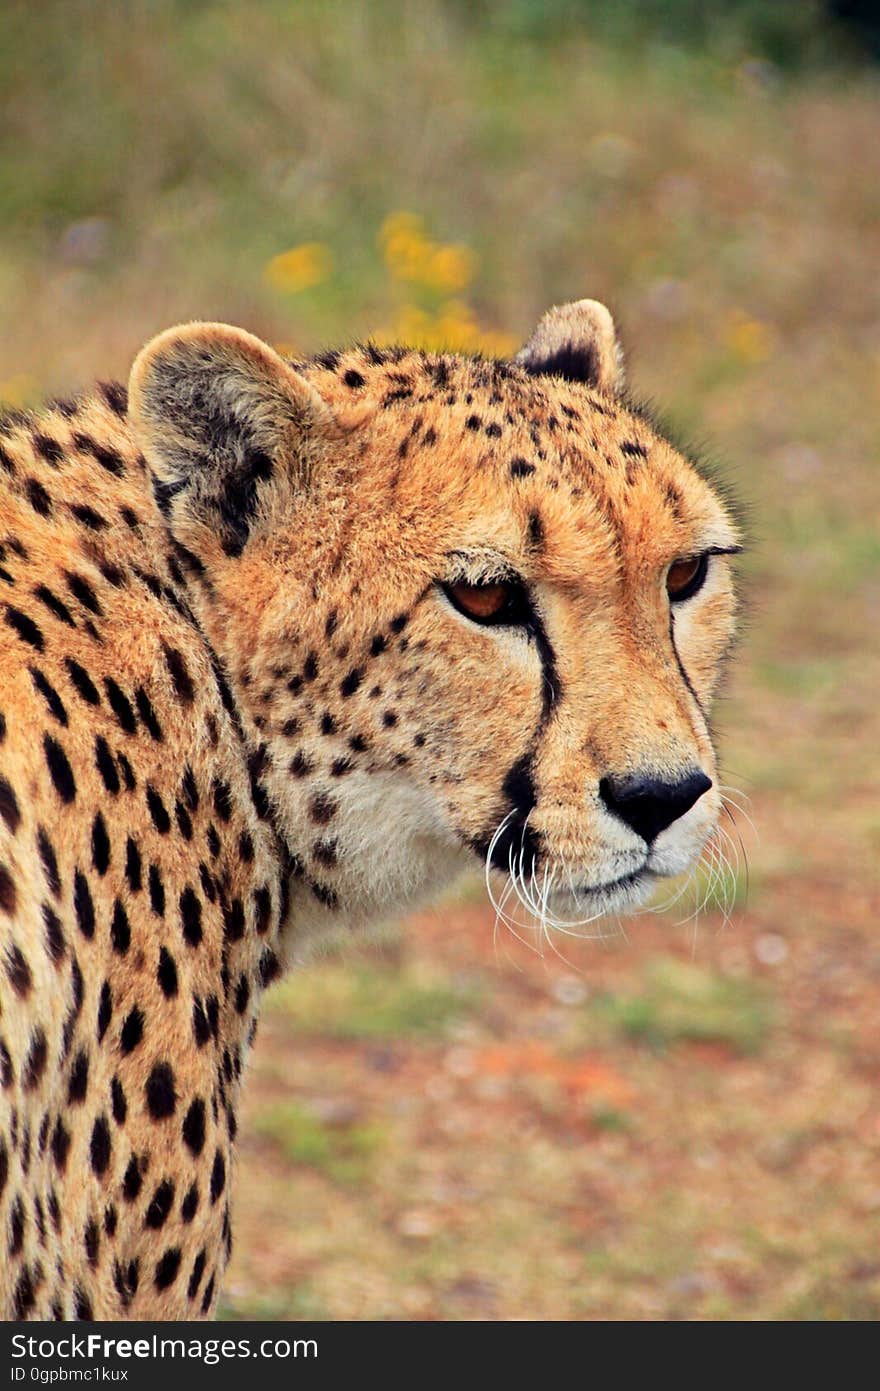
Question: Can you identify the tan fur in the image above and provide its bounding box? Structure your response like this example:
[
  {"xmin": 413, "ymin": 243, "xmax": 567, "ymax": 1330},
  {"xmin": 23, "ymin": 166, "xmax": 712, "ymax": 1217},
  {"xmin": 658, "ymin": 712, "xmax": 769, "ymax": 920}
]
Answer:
[{"xmin": 0, "ymin": 304, "xmax": 739, "ymax": 1318}]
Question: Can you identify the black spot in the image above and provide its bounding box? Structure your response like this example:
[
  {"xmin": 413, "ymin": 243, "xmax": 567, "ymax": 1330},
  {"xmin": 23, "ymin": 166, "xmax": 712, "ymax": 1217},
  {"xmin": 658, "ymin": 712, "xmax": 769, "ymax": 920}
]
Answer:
[
  {"xmin": 99, "ymin": 381, "xmax": 128, "ymax": 416},
  {"xmin": 64, "ymin": 572, "xmax": 103, "ymax": 617},
  {"xmin": 67, "ymin": 1048, "xmax": 89, "ymax": 1103},
  {"xmin": 73, "ymin": 870, "xmax": 95, "ymax": 938},
  {"xmin": 104, "ymin": 678, "xmax": 136, "ymax": 733},
  {"xmin": 29, "ymin": 667, "xmax": 68, "ymax": 725},
  {"xmin": 344, "ymin": 368, "xmax": 365, "ymax": 388},
  {"xmin": 212, "ymin": 779, "xmax": 232, "ymax": 822},
  {"xmin": 70, "ymin": 503, "xmax": 107, "ymax": 531},
  {"xmin": 37, "ymin": 827, "xmax": 61, "ymax": 898},
  {"xmin": 201, "ymin": 1274, "xmax": 215, "ymax": 1315},
  {"xmin": 84, "ymin": 1219, "xmax": 100, "ymax": 1267},
  {"xmin": 182, "ymin": 1099, "xmax": 206, "ymax": 1156},
  {"xmin": 148, "ymin": 864, "xmax": 165, "ymax": 917},
  {"xmin": 90, "ymin": 1115, "xmax": 111, "ymax": 1176},
  {"xmin": 145, "ymin": 1063, "xmax": 177, "ymax": 1119},
  {"xmin": 0, "ymin": 777, "xmax": 19, "ymax": 833},
  {"xmin": 331, "ymin": 757, "xmax": 354, "ymax": 777},
  {"xmin": 163, "ymin": 644, "xmax": 194, "ymax": 704},
  {"xmin": 111, "ymin": 1077, "xmax": 127, "ymax": 1124},
  {"xmin": 113, "ymin": 1257, "xmax": 139, "ymax": 1308},
  {"xmin": 91, "ymin": 812, "xmax": 111, "ymax": 875},
  {"xmin": 320, "ymin": 712, "xmax": 336, "ymax": 736},
  {"xmin": 32, "ymin": 586, "xmax": 74, "ymax": 629},
  {"xmin": 23, "ymin": 1028, "xmax": 48, "ymax": 1091},
  {"xmin": 370, "ymin": 633, "xmax": 387, "ymax": 656},
  {"xmin": 5, "ymin": 604, "xmax": 44, "ymax": 651},
  {"xmin": 181, "ymin": 1184, "xmax": 199, "ymax": 1223},
  {"xmin": 51, "ymin": 1118, "xmax": 71, "ymax": 1172},
  {"xmin": 210, "ymin": 1149, "xmax": 226, "ymax": 1203},
  {"xmin": 13, "ymin": 1266, "xmax": 36, "ymax": 1317},
  {"xmin": 33, "ymin": 433, "xmax": 64, "ymax": 465},
  {"xmin": 25, "ymin": 479, "xmax": 54, "ymax": 520},
  {"xmin": 74, "ymin": 431, "xmax": 126, "ymax": 475},
  {"xmin": 145, "ymin": 1179, "xmax": 175, "ymax": 1229},
  {"xmin": 93, "ymin": 736, "xmax": 120, "ymax": 795},
  {"xmin": 313, "ymin": 839, "xmax": 338, "ymax": 868},
  {"xmin": 122, "ymin": 1156, "xmax": 143, "ymax": 1202},
  {"xmin": 146, "ymin": 785, "xmax": 171, "ymax": 834},
  {"xmin": 0, "ymin": 1042, "xmax": 12, "ymax": 1089},
  {"xmin": 303, "ymin": 651, "xmax": 319, "ymax": 682},
  {"xmin": 340, "ymin": 667, "xmax": 363, "ymax": 697},
  {"xmin": 135, "ymin": 687, "xmax": 163, "ymax": 740},
  {"xmin": 74, "ymin": 1286, "xmax": 93, "ymax": 1320},
  {"xmin": 222, "ymin": 898, "xmax": 245, "ymax": 942},
  {"xmin": 180, "ymin": 887, "xmax": 203, "ymax": 947},
  {"xmin": 192, "ymin": 998, "xmax": 211, "ymax": 1048},
  {"xmin": 234, "ymin": 975, "xmax": 250, "ymax": 1015},
  {"xmin": 97, "ymin": 981, "xmax": 112, "ymax": 1041},
  {"xmin": 104, "ymin": 1203, "xmax": 118, "ymax": 1235},
  {"xmin": 0, "ymin": 866, "xmax": 17, "ymax": 917},
  {"xmin": 43, "ymin": 903, "xmax": 65, "ymax": 963},
  {"xmin": 181, "ymin": 765, "xmax": 199, "ymax": 811},
  {"xmin": 621, "ymin": 439, "xmax": 648, "ymax": 459},
  {"xmin": 120, "ymin": 1007, "xmax": 144, "ymax": 1054},
  {"xmin": 118, "ymin": 753, "xmax": 136, "ymax": 791},
  {"xmin": 157, "ymin": 946, "xmax": 178, "ymax": 997},
  {"xmin": 111, "ymin": 900, "xmax": 130, "ymax": 955},
  {"xmin": 390, "ymin": 612, "xmax": 408, "ymax": 633},
  {"xmin": 155, "ymin": 1247, "xmax": 182, "ymax": 1291},
  {"xmin": 485, "ymin": 421, "xmax": 502, "ymax": 437},
  {"xmin": 289, "ymin": 751, "xmax": 313, "ymax": 778},
  {"xmin": 65, "ymin": 659, "xmax": 100, "ymax": 706},
  {"xmin": 187, "ymin": 1249, "xmax": 207, "ymax": 1299},
  {"xmin": 259, "ymin": 947, "xmax": 281, "ymax": 989},
  {"xmin": 125, "ymin": 837, "xmax": 142, "ymax": 892},
  {"xmin": 175, "ymin": 800, "xmax": 193, "ymax": 840},
  {"xmin": 382, "ymin": 709, "xmax": 397, "ymax": 728},
  {"xmin": 528, "ymin": 510, "xmax": 544, "ymax": 548},
  {"xmin": 510, "ymin": 457, "xmax": 535, "ymax": 478},
  {"xmin": 9, "ymin": 1195, "xmax": 26, "ymax": 1255},
  {"xmin": 254, "ymin": 885, "xmax": 272, "ymax": 935}
]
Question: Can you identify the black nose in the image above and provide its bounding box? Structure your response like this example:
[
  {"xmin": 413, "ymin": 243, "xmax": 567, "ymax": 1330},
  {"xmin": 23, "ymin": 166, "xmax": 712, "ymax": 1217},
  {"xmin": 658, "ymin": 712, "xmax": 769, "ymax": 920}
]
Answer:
[{"xmin": 599, "ymin": 770, "xmax": 712, "ymax": 844}]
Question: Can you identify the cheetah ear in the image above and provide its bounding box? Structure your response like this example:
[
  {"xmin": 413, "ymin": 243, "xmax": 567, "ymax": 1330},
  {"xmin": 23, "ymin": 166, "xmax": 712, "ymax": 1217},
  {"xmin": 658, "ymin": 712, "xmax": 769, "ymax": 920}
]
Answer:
[
  {"xmin": 515, "ymin": 298, "xmax": 624, "ymax": 394},
  {"xmin": 128, "ymin": 322, "xmax": 333, "ymax": 557}
]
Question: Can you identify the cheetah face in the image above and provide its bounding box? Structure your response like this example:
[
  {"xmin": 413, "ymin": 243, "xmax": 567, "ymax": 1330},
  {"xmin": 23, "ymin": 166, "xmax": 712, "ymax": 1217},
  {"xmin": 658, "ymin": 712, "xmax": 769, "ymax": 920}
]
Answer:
[{"xmin": 129, "ymin": 301, "xmax": 739, "ymax": 944}]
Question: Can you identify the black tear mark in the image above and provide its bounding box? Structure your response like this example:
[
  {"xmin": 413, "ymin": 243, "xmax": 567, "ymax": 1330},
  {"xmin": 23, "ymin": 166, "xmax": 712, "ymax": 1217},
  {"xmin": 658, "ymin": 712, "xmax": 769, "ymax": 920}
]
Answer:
[
  {"xmin": 668, "ymin": 614, "xmax": 706, "ymax": 721},
  {"xmin": 480, "ymin": 754, "xmax": 541, "ymax": 876}
]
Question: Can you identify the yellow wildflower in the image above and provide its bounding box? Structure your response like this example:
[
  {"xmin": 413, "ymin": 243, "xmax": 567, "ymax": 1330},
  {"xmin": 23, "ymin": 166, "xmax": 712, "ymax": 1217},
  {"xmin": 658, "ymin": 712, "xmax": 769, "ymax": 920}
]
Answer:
[{"xmin": 264, "ymin": 242, "xmax": 333, "ymax": 293}]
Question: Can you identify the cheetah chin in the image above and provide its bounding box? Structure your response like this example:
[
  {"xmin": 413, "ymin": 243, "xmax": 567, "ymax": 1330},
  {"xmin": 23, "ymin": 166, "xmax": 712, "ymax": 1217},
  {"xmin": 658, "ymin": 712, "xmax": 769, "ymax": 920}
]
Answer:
[{"xmin": 0, "ymin": 298, "xmax": 740, "ymax": 1317}]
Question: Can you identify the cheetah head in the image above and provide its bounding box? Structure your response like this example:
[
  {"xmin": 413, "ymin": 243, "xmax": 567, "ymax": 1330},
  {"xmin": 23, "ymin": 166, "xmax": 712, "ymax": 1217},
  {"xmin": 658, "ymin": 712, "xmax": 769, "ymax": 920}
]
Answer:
[{"xmin": 129, "ymin": 301, "xmax": 740, "ymax": 952}]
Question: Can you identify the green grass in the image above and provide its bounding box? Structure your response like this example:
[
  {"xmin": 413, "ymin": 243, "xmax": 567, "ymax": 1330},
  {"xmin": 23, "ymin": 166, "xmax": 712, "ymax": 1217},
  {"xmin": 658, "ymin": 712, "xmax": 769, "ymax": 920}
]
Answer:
[
  {"xmin": 267, "ymin": 961, "xmax": 481, "ymax": 1040},
  {"xmin": 254, "ymin": 1101, "xmax": 385, "ymax": 1186},
  {"xmin": 596, "ymin": 956, "xmax": 774, "ymax": 1054}
]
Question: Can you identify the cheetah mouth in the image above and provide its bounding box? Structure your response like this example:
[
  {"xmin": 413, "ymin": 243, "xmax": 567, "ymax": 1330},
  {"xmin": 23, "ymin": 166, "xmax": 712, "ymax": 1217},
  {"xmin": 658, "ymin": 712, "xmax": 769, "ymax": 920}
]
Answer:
[{"xmin": 561, "ymin": 865, "xmax": 659, "ymax": 907}]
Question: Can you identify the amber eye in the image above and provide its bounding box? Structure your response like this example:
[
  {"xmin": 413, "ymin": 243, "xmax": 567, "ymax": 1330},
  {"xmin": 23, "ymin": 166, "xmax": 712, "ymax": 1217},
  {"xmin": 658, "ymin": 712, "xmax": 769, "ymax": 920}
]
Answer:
[
  {"xmin": 666, "ymin": 553, "xmax": 709, "ymax": 603},
  {"xmin": 441, "ymin": 578, "xmax": 530, "ymax": 627}
]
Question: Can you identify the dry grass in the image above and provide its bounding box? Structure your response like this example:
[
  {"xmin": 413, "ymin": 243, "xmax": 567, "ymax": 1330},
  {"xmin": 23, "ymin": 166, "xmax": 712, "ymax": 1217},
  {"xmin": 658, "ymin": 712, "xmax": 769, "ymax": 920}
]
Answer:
[{"xmin": 3, "ymin": 0, "xmax": 879, "ymax": 1321}]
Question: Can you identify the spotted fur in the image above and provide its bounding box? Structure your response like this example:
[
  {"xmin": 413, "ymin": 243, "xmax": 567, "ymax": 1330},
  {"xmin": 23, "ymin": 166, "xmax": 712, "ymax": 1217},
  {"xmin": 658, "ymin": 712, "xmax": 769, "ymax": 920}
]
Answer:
[{"xmin": 0, "ymin": 300, "xmax": 739, "ymax": 1318}]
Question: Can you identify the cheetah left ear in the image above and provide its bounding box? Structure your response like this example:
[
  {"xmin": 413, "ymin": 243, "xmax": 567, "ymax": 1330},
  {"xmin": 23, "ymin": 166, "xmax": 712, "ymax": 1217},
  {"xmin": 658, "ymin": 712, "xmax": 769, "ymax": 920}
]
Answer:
[
  {"xmin": 129, "ymin": 322, "xmax": 334, "ymax": 557},
  {"xmin": 515, "ymin": 298, "xmax": 624, "ymax": 395}
]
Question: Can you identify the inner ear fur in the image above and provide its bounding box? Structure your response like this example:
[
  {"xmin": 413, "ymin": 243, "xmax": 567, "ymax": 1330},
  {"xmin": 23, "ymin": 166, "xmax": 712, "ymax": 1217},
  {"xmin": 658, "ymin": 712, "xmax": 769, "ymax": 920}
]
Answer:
[
  {"xmin": 515, "ymin": 298, "xmax": 624, "ymax": 394},
  {"xmin": 128, "ymin": 322, "xmax": 333, "ymax": 557}
]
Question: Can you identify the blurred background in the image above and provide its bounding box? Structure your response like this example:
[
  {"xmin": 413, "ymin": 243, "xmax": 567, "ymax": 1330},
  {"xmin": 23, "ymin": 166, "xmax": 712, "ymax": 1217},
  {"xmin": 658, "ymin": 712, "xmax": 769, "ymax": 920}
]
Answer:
[{"xmin": 2, "ymin": 0, "xmax": 879, "ymax": 1320}]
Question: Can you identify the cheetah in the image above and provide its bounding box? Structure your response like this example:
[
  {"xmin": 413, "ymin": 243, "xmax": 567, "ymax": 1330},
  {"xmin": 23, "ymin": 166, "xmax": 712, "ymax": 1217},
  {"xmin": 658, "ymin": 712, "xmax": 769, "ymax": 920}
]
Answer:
[{"xmin": 0, "ymin": 300, "xmax": 740, "ymax": 1319}]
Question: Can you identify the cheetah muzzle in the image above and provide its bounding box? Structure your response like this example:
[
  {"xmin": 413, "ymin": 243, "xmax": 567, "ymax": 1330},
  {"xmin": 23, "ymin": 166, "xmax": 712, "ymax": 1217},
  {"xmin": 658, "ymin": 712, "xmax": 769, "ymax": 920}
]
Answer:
[{"xmin": 0, "ymin": 299, "xmax": 740, "ymax": 1318}]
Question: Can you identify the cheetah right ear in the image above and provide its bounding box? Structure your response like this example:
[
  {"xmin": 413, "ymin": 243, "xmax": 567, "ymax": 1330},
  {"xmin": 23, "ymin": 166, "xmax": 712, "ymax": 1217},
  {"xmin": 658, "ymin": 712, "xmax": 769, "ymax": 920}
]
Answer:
[
  {"xmin": 129, "ymin": 322, "xmax": 334, "ymax": 557},
  {"xmin": 515, "ymin": 298, "xmax": 624, "ymax": 395}
]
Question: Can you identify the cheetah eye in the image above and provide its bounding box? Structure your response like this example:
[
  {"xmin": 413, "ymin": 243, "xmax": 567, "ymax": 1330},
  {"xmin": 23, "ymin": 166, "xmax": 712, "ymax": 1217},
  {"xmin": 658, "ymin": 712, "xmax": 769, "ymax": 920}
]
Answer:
[
  {"xmin": 666, "ymin": 552, "xmax": 709, "ymax": 603},
  {"xmin": 441, "ymin": 578, "xmax": 530, "ymax": 627}
]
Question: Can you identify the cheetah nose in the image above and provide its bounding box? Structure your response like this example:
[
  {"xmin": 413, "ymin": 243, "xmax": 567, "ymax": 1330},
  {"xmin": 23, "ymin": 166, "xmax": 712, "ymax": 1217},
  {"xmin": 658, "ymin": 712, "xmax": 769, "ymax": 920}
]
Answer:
[{"xmin": 599, "ymin": 770, "xmax": 712, "ymax": 844}]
